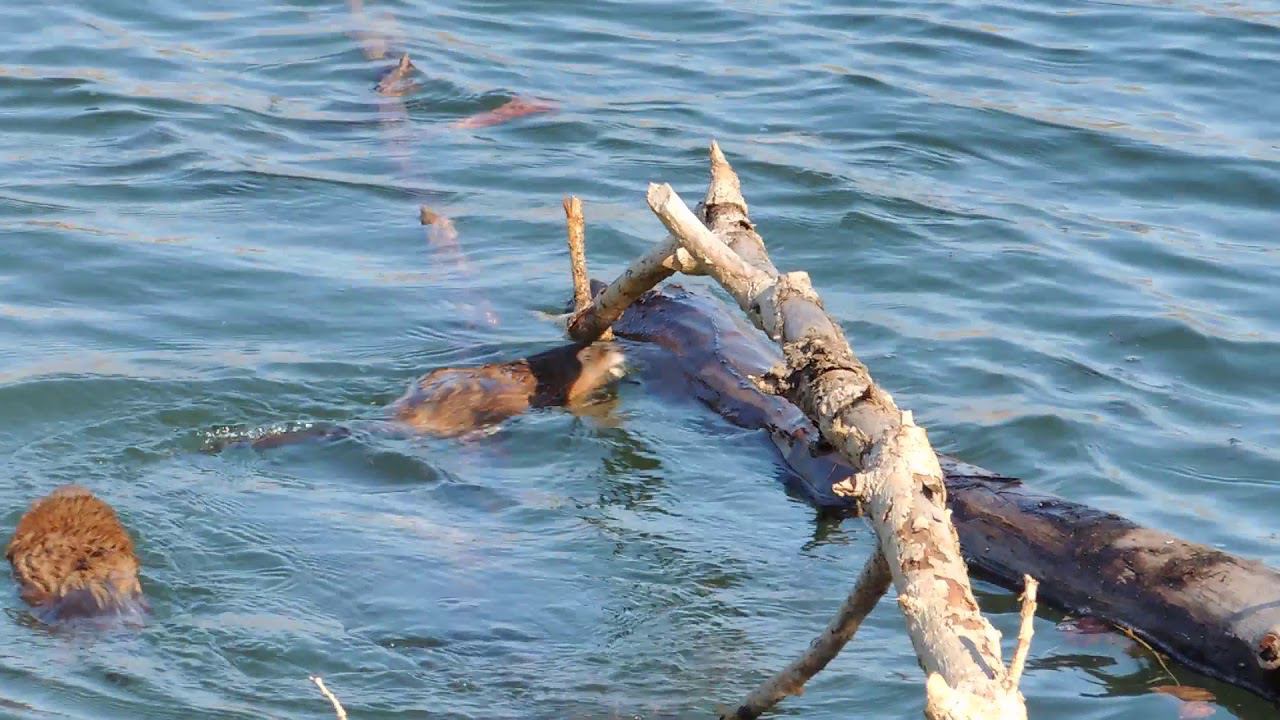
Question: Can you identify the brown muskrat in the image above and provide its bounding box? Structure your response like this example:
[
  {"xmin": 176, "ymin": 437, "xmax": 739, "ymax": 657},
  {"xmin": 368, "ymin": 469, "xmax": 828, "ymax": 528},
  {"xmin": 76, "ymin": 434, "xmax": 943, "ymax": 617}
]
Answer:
[
  {"xmin": 6, "ymin": 485, "xmax": 145, "ymax": 623},
  {"xmin": 205, "ymin": 341, "xmax": 626, "ymax": 450},
  {"xmin": 391, "ymin": 341, "xmax": 626, "ymax": 437},
  {"xmin": 375, "ymin": 53, "xmax": 418, "ymax": 96}
]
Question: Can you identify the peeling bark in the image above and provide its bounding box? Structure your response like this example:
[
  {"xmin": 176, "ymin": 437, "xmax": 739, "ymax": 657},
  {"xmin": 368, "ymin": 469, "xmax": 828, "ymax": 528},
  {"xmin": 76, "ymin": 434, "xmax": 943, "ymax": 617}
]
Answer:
[
  {"xmin": 644, "ymin": 146, "xmax": 1028, "ymax": 718},
  {"xmin": 609, "ymin": 282, "xmax": 1280, "ymax": 706}
]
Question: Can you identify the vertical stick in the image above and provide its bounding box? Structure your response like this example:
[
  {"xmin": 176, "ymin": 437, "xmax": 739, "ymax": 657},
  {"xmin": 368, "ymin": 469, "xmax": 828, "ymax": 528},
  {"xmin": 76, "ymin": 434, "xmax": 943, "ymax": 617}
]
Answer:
[
  {"xmin": 563, "ymin": 196, "xmax": 613, "ymax": 340},
  {"xmin": 1006, "ymin": 576, "xmax": 1039, "ymax": 687},
  {"xmin": 309, "ymin": 676, "xmax": 349, "ymax": 720},
  {"xmin": 564, "ymin": 196, "xmax": 591, "ymax": 312}
]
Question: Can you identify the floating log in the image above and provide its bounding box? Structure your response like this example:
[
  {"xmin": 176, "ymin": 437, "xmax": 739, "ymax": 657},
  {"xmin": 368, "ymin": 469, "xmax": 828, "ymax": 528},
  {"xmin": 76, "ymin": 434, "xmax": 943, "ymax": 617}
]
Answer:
[
  {"xmin": 646, "ymin": 147, "xmax": 1027, "ymax": 718},
  {"xmin": 609, "ymin": 281, "xmax": 1280, "ymax": 706}
]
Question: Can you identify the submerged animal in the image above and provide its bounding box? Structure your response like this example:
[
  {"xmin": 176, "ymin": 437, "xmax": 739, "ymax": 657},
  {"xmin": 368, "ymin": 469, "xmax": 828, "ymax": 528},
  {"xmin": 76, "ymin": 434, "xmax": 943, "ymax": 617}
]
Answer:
[
  {"xmin": 6, "ymin": 486, "xmax": 144, "ymax": 623},
  {"xmin": 452, "ymin": 97, "xmax": 556, "ymax": 129},
  {"xmin": 375, "ymin": 53, "xmax": 418, "ymax": 96},
  {"xmin": 207, "ymin": 341, "xmax": 626, "ymax": 450}
]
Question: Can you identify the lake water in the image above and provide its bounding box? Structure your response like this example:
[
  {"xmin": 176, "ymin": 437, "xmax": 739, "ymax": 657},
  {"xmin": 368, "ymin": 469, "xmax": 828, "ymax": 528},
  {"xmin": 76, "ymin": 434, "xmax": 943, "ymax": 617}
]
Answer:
[{"xmin": 1, "ymin": 1, "xmax": 1277, "ymax": 718}]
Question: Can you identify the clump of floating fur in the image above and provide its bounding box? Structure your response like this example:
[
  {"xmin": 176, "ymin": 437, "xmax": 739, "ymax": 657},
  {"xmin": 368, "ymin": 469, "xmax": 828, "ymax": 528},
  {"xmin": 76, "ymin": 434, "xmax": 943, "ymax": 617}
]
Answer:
[{"xmin": 6, "ymin": 485, "xmax": 144, "ymax": 623}]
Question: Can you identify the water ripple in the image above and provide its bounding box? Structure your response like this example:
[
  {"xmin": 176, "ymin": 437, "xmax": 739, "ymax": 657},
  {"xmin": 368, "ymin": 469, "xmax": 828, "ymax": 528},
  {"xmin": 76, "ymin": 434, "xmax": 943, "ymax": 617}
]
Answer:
[{"xmin": 1, "ymin": 0, "xmax": 1277, "ymax": 718}]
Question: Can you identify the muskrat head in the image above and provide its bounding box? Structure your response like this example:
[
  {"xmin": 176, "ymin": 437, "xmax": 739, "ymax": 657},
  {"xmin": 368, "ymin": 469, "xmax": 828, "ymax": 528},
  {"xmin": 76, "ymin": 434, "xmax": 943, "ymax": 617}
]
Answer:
[{"xmin": 565, "ymin": 343, "xmax": 627, "ymax": 405}]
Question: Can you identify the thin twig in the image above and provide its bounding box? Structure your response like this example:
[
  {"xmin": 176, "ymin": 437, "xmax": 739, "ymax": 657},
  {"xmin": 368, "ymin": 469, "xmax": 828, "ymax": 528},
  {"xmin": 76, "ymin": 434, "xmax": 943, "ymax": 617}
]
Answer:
[
  {"xmin": 648, "ymin": 145, "xmax": 1030, "ymax": 718},
  {"xmin": 1007, "ymin": 575, "xmax": 1039, "ymax": 687},
  {"xmin": 1118, "ymin": 625, "xmax": 1180, "ymax": 686},
  {"xmin": 565, "ymin": 239, "xmax": 678, "ymax": 343},
  {"xmin": 310, "ymin": 675, "xmax": 349, "ymax": 720},
  {"xmin": 563, "ymin": 196, "xmax": 613, "ymax": 340},
  {"xmin": 564, "ymin": 196, "xmax": 591, "ymax": 312},
  {"xmin": 724, "ymin": 551, "xmax": 893, "ymax": 719}
]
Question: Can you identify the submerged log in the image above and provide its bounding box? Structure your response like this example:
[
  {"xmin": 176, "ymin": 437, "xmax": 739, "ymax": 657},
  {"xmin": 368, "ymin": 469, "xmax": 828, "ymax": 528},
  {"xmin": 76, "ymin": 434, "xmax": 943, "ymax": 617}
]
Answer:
[{"xmin": 609, "ymin": 282, "xmax": 1280, "ymax": 705}]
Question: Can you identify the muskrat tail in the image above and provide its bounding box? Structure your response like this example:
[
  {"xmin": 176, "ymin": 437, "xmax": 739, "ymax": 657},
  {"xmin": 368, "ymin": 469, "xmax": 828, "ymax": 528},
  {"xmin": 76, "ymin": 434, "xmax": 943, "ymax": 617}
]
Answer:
[{"xmin": 200, "ymin": 422, "xmax": 353, "ymax": 454}]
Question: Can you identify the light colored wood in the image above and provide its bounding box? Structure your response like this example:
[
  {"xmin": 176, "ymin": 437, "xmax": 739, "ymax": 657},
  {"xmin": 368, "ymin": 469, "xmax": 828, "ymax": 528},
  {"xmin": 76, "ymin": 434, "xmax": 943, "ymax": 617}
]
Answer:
[
  {"xmin": 310, "ymin": 676, "xmax": 349, "ymax": 720},
  {"xmin": 564, "ymin": 197, "xmax": 591, "ymax": 312},
  {"xmin": 1007, "ymin": 576, "xmax": 1039, "ymax": 687},
  {"xmin": 607, "ymin": 280, "xmax": 1280, "ymax": 706},
  {"xmin": 645, "ymin": 145, "xmax": 1031, "ymax": 719},
  {"xmin": 565, "ymin": 236, "xmax": 701, "ymax": 343}
]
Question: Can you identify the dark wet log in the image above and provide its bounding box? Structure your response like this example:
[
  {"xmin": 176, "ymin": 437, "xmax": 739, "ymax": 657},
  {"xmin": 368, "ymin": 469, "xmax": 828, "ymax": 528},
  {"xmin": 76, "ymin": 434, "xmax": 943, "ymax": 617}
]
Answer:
[{"xmin": 610, "ymin": 282, "xmax": 1280, "ymax": 705}]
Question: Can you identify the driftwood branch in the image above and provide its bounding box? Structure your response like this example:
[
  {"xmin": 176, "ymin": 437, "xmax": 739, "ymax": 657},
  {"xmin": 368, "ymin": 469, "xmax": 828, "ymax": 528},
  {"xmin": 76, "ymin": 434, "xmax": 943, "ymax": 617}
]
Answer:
[
  {"xmin": 607, "ymin": 281, "xmax": 1280, "ymax": 705},
  {"xmin": 1007, "ymin": 576, "xmax": 1039, "ymax": 688},
  {"xmin": 564, "ymin": 237, "xmax": 701, "ymax": 344},
  {"xmin": 723, "ymin": 551, "xmax": 892, "ymax": 720},
  {"xmin": 645, "ymin": 146, "xmax": 1030, "ymax": 718},
  {"xmin": 563, "ymin": 196, "xmax": 592, "ymax": 314},
  {"xmin": 310, "ymin": 676, "xmax": 349, "ymax": 720},
  {"xmin": 561, "ymin": 196, "xmax": 617, "ymax": 340}
]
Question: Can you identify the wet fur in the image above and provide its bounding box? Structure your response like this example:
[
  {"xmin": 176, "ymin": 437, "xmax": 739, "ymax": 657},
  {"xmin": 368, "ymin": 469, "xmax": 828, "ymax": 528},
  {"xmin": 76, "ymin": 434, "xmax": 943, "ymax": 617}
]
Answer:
[
  {"xmin": 203, "ymin": 342, "xmax": 625, "ymax": 451},
  {"xmin": 6, "ymin": 486, "xmax": 144, "ymax": 622},
  {"xmin": 392, "ymin": 342, "xmax": 625, "ymax": 437}
]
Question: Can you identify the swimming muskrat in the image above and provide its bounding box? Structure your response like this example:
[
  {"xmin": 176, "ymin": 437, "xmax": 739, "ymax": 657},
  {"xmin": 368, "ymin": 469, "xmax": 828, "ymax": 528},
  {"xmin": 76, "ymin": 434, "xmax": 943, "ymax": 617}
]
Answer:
[
  {"xmin": 375, "ymin": 53, "xmax": 418, "ymax": 96},
  {"xmin": 391, "ymin": 341, "xmax": 625, "ymax": 437},
  {"xmin": 208, "ymin": 341, "xmax": 626, "ymax": 450},
  {"xmin": 6, "ymin": 485, "xmax": 145, "ymax": 622}
]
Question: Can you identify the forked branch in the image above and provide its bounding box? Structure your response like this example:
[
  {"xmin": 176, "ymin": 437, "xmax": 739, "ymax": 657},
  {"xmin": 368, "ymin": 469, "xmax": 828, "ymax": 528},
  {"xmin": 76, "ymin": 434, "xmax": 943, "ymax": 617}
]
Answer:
[{"xmin": 646, "ymin": 144, "xmax": 1032, "ymax": 719}]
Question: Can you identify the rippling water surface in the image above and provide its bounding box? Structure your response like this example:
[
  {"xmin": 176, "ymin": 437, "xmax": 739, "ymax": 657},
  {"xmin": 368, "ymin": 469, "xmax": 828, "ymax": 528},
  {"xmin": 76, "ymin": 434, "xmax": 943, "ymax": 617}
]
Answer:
[{"xmin": 1, "ymin": 1, "xmax": 1278, "ymax": 718}]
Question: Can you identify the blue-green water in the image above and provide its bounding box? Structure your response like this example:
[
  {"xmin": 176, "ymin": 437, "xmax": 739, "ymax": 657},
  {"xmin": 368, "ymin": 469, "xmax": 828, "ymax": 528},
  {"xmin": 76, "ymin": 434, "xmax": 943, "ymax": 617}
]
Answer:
[{"xmin": 1, "ymin": 1, "xmax": 1277, "ymax": 718}]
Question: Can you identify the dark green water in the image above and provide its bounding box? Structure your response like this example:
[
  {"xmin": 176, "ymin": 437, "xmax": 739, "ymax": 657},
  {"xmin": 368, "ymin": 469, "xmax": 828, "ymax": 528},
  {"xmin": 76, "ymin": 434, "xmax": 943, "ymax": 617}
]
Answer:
[{"xmin": 1, "ymin": 1, "xmax": 1277, "ymax": 718}]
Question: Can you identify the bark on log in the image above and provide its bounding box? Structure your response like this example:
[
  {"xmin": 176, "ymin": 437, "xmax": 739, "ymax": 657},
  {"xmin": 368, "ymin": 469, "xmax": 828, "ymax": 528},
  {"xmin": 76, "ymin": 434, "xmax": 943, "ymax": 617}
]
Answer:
[
  {"xmin": 608, "ymin": 282, "xmax": 1280, "ymax": 706},
  {"xmin": 646, "ymin": 151, "xmax": 1028, "ymax": 717}
]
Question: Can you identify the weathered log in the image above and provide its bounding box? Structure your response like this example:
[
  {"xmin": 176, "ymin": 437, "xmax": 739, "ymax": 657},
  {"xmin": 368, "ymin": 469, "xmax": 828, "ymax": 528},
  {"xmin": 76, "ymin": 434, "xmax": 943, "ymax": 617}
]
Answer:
[
  {"xmin": 647, "ymin": 151, "xmax": 1027, "ymax": 716},
  {"xmin": 608, "ymin": 282, "xmax": 1280, "ymax": 706}
]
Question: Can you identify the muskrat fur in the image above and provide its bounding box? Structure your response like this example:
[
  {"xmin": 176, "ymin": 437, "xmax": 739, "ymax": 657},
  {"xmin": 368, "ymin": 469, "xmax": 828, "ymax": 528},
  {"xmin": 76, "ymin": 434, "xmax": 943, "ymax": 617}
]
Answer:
[
  {"xmin": 392, "ymin": 342, "xmax": 626, "ymax": 437},
  {"xmin": 203, "ymin": 342, "xmax": 625, "ymax": 451},
  {"xmin": 6, "ymin": 485, "xmax": 144, "ymax": 622}
]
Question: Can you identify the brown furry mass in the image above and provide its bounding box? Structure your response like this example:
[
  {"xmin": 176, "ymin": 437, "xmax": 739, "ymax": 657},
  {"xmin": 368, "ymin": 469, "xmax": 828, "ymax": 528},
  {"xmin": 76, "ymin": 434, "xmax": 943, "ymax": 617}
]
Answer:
[
  {"xmin": 393, "ymin": 342, "xmax": 626, "ymax": 437},
  {"xmin": 6, "ymin": 485, "xmax": 144, "ymax": 621}
]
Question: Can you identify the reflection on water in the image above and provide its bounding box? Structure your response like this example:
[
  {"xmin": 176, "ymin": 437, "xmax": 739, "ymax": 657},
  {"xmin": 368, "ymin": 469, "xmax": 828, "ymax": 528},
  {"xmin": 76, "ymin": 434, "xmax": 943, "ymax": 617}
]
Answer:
[{"xmin": 0, "ymin": 0, "xmax": 1277, "ymax": 718}]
